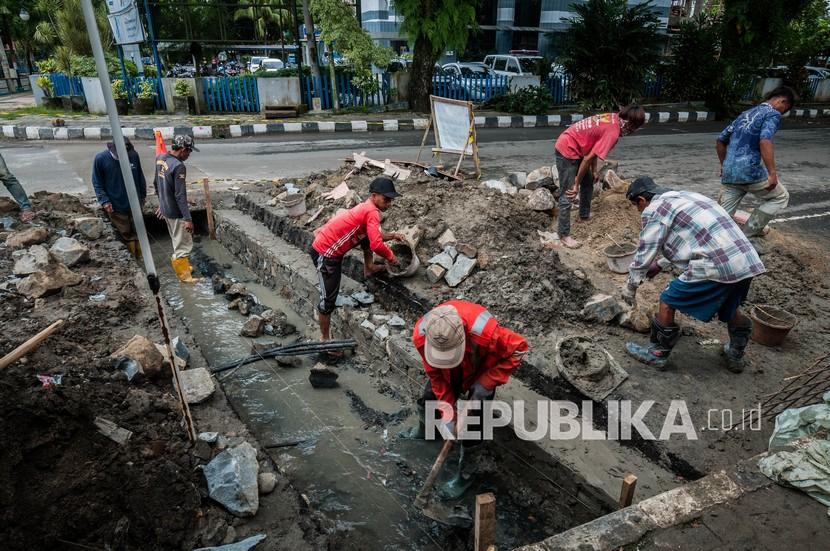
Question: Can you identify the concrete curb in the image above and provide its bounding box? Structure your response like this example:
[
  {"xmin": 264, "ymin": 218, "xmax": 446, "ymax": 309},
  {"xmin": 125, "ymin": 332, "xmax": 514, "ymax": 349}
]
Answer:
[
  {"xmin": 5, "ymin": 108, "xmax": 826, "ymax": 141},
  {"xmin": 514, "ymin": 433, "xmax": 822, "ymax": 551}
]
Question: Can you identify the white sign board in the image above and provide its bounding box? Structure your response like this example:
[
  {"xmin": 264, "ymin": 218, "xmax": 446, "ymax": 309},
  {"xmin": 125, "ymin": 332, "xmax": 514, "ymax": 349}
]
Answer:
[
  {"xmin": 108, "ymin": 2, "xmax": 146, "ymax": 45},
  {"xmin": 106, "ymin": 0, "xmax": 133, "ymax": 13},
  {"xmin": 431, "ymin": 97, "xmax": 473, "ymax": 155}
]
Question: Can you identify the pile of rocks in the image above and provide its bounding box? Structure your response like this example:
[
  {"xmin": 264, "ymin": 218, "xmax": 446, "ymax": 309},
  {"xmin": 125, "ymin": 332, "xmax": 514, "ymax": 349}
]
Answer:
[
  {"xmin": 5, "ymin": 226, "xmax": 92, "ymax": 299},
  {"xmin": 212, "ymin": 276, "xmax": 297, "ymax": 339},
  {"xmin": 479, "ymin": 166, "xmax": 560, "ymax": 198},
  {"xmin": 424, "ymin": 228, "xmax": 478, "ymax": 288}
]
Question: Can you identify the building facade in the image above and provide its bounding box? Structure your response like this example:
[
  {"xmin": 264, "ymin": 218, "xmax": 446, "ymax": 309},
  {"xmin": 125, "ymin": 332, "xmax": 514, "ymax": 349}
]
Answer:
[{"xmin": 360, "ymin": 0, "xmax": 673, "ymax": 58}]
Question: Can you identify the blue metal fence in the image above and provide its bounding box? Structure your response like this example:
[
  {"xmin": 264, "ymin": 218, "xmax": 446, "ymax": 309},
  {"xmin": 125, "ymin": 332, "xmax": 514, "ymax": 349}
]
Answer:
[
  {"xmin": 123, "ymin": 76, "xmax": 166, "ymax": 110},
  {"xmin": 302, "ymin": 73, "xmax": 391, "ymax": 109},
  {"xmin": 48, "ymin": 73, "xmax": 84, "ymax": 97},
  {"xmin": 431, "ymin": 74, "xmax": 511, "ymax": 102},
  {"xmin": 202, "ymin": 76, "xmax": 260, "ymax": 113},
  {"xmin": 642, "ymin": 75, "xmax": 664, "ymax": 98},
  {"xmin": 547, "ymin": 74, "xmax": 573, "ymax": 104},
  {"xmin": 806, "ymin": 77, "xmax": 821, "ymax": 100}
]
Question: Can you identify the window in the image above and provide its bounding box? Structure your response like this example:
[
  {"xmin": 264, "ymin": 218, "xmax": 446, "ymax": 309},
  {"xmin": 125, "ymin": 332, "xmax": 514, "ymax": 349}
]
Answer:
[
  {"xmin": 507, "ymin": 59, "xmax": 520, "ymax": 73},
  {"xmin": 494, "ymin": 58, "xmax": 508, "ymax": 71}
]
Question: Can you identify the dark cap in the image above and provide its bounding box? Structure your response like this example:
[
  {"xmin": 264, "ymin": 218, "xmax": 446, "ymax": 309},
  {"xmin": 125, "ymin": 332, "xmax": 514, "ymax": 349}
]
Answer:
[
  {"xmin": 626, "ymin": 176, "xmax": 669, "ymax": 202},
  {"xmin": 106, "ymin": 137, "xmax": 133, "ymax": 159},
  {"xmin": 368, "ymin": 176, "xmax": 400, "ymax": 199},
  {"xmin": 172, "ymin": 134, "xmax": 199, "ymax": 152}
]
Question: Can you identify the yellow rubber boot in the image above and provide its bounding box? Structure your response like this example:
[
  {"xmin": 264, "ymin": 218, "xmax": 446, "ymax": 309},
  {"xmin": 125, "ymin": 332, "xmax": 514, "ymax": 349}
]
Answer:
[
  {"xmin": 126, "ymin": 240, "xmax": 142, "ymax": 261},
  {"xmin": 171, "ymin": 257, "xmax": 200, "ymax": 283}
]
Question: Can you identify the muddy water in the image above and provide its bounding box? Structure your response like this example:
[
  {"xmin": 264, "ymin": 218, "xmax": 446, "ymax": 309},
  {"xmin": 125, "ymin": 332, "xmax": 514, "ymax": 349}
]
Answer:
[{"xmin": 150, "ymin": 236, "xmax": 466, "ymax": 550}]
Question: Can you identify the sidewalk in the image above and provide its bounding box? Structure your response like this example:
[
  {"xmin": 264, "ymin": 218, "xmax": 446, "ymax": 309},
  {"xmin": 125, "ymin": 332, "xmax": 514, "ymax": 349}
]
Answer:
[{"xmin": 2, "ymin": 106, "xmax": 828, "ymax": 141}]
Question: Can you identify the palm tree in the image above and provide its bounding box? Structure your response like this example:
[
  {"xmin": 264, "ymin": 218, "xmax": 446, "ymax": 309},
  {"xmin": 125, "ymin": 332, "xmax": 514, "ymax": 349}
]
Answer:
[
  {"xmin": 234, "ymin": 0, "xmax": 294, "ymax": 56},
  {"xmin": 33, "ymin": 0, "xmax": 112, "ymax": 56}
]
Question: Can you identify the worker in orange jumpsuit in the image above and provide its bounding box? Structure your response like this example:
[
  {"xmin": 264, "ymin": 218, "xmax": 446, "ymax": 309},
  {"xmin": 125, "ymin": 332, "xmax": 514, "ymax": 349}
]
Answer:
[{"xmin": 404, "ymin": 300, "xmax": 528, "ymax": 498}]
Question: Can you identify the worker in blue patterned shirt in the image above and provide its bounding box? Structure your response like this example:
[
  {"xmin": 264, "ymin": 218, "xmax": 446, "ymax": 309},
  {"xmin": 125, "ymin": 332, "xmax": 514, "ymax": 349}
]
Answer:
[
  {"xmin": 716, "ymin": 86, "xmax": 794, "ymax": 237},
  {"xmin": 623, "ymin": 177, "xmax": 765, "ymax": 373}
]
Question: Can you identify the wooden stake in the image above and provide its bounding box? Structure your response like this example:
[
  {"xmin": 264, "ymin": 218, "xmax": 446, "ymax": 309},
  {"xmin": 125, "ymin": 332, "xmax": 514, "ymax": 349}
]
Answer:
[
  {"xmin": 202, "ymin": 178, "xmax": 215, "ymax": 240},
  {"xmin": 475, "ymin": 493, "xmax": 496, "ymax": 551},
  {"xmin": 416, "ymin": 116, "xmax": 433, "ymax": 164},
  {"xmin": 619, "ymin": 474, "xmax": 638, "ymax": 509},
  {"xmin": 0, "ymin": 319, "xmax": 64, "ymax": 370}
]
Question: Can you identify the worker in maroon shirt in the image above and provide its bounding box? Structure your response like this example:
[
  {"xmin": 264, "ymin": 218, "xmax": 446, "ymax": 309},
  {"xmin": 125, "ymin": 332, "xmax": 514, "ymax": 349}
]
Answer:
[{"xmin": 310, "ymin": 176, "xmax": 405, "ymax": 358}]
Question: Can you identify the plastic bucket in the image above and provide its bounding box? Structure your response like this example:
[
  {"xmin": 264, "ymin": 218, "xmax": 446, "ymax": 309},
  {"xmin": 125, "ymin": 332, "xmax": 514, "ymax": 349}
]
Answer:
[
  {"xmin": 750, "ymin": 304, "xmax": 797, "ymax": 346},
  {"xmin": 281, "ymin": 193, "xmax": 307, "ymax": 217},
  {"xmin": 386, "ymin": 242, "xmax": 420, "ymax": 278},
  {"xmin": 603, "ymin": 243, "xmax": 637, "ymax": 274}
]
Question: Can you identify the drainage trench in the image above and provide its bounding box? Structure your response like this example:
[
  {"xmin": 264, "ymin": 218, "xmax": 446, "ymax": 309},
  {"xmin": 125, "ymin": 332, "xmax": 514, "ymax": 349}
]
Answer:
[{"xmin": 145, "ymin": 212, "xmax": 612, "ymax": 550}]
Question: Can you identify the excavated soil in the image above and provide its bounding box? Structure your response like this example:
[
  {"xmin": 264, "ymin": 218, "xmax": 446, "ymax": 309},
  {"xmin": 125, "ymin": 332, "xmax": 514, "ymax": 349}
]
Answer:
[
  {"xmin": 281, "ymin": 165, "xmax": 594, "ymax": 336},
  {"xmin": 0, "ymin": 194, "xmax": 325, "ymax": 551}
]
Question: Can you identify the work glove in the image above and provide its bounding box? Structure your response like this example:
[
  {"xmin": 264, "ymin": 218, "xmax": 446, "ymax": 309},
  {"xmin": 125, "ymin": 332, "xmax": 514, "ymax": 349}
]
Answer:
[
  {"xmin": 622, "ymin": 283, "xmax": 637, "ymax": 304},
  {"xmin": 646, "ymin": 261, "xmax": 662, "ymax": 279}
]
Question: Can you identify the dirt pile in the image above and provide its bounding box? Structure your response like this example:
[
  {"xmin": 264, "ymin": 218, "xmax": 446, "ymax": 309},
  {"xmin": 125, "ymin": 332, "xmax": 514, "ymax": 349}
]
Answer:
[
  {"xmin": 272, "ymin": 165, "xmax": 594, "ymax": 336},
  {"xmin": 0, "ymin": 195, "xmax": 325, "ymax": 550}
]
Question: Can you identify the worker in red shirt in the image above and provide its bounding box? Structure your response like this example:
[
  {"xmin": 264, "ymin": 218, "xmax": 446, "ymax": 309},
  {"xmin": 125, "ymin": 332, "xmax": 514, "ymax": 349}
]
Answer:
[
  {"xmin": 310, "ymin": 176, "xmax": 405, "ymax": 356},
  {"xmin": 404, "ymin": 300, "xmax": 528, "ymax": 498}
]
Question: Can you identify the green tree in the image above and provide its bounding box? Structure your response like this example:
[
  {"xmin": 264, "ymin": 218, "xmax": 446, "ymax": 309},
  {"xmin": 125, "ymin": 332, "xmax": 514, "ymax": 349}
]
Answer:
[
  {"xmin": 394, "ymin": 0, "xmax": 479, "ymax": 112},
  {"xmin": 32, "ymin": 0, "xmax": 112, "ymax": 57},
  {"xmin": 773, "ymin": 0, "xmax": 830, "ymax": 98},
  {"xmin": 234, "ymin": 0, "xmax": 294, "ymax": 51},
  {"xmin": 559, "ymin": 0, "xmax": 662, "ymax": 110},
  {"xmin": 311, "ymin": 0, "xmax": 392, "ymax": 109},
  {"xmin": 664, "ymin": 14, "xmax": 721, "ymax": 102}
]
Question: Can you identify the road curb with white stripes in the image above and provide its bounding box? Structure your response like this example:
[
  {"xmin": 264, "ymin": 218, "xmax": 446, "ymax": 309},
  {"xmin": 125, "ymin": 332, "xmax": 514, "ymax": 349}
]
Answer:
[{"xmin": 3, "ymin": 108, "xmax": 829, "ymax": 141}]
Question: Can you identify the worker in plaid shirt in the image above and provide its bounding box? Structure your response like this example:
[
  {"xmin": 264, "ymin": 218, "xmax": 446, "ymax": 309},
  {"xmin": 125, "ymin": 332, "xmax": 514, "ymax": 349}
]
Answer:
[{"xmin": 623, "ymin": 177, "xmax": 765, "ymax": 372}]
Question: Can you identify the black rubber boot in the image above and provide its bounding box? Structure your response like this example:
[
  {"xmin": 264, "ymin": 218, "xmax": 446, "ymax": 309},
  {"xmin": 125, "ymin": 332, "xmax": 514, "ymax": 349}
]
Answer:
[
  {"xmin": 723, "ymin": 317, "xmax": 752, "ymax": 373},
  {"xmin": 625, "ymin": 318, "xmax": 681, "ymax": 368}
]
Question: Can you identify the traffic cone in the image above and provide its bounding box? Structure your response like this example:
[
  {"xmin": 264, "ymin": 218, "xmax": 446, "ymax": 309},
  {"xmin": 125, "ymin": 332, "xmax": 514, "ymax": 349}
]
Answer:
[{"xmin": 154, "ymin": 130, "xmax": 167, "ymax": 156}]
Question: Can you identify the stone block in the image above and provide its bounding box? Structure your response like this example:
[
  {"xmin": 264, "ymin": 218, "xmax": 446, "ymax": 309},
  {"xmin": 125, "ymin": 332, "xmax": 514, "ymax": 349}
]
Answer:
[
  {"xmin": 111, "ymin": 335, "xmax": 165, "ymax": 377},
  {"xmin": 445, "ymin": 255, "xmax": 477, "ymax": 287},
  {"xmin": 204, "ymin": 442, "xmax": 259, "ymax": 517},
  {"xmin": 455, "ymin": 242, "xmax": 477, "ymax": 258},
  {"xmin": 72, "ymin": 217, "xmax": 105, "ymax": 240},
  {"xmin": 179, "ymin": 367, "xmax": 216, "ymax": 404},
  {"xmin": 17, "ymin": 264, "xmax": 82, "ymax": 298},
  {"xmin": 427, "ymin": 251, "xmax": 455, "ymax": 271},
  {"xmin": 426, "ymin": 264, "xmax": 447, "ymax": 284},
  {"xmin": 581, "ymin": 294, "xmax": 625, "ymax": 323},
  {"xmin": 13, "ymin": 244, "xmax": 51, "ymax": 275},
  {"xmin": 49, "ymin": 236, "xmax": 89, "ymax": 267},
  {"xmin": 437, "ymin": 228, "xmax": 456, "ymax": 248},
  {"xmin": 6, "ymin": 227, "xmax": 49, "ymax": 248},
  {"xmin": 240, "ymin": 315, "xmax": 265, "ymax": 337}
]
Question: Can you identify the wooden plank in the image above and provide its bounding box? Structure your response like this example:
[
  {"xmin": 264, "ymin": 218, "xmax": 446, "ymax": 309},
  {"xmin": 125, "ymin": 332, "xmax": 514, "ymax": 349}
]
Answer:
[
  {"xmin": 0, "ymin": 319, "xmax": 65, "ymax": 370},
  {"xmin": 619, "ymin": 474, "xmax": 638, "ymax": 508},
  {"xmin": 475, "ymin": 493, "xmax": 496, "ymax": 551},
  {"xmin": 202, "ymin": 178, "xmax": 215, "ymax": 240}
]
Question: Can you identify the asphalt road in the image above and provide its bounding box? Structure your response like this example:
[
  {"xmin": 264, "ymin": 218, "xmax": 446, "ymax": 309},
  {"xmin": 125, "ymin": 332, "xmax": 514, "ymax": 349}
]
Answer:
[{"xmin": 2, "ymin": 118, "xmax": 829, "ymax": 239}]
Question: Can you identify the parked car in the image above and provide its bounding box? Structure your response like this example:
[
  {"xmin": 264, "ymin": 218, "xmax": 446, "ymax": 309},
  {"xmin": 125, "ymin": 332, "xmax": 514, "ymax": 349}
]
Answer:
[
  {"xmin": 442, "ymin": 62, "xmax": 493, "ymax": 78},
  {"xmin": 259, "ymin": 58, "xmax": 285, "ymax": 72},
  {"xmin": 439, "ymin": 62, "xmax": 496, "ymax": 101},
  {"xmin": 248, "ymin": 56, "xmax": 266, "ymax": 72},
  {"xmin": 483, "ymin": 54, "xmax": 542, "ymax": 77}
]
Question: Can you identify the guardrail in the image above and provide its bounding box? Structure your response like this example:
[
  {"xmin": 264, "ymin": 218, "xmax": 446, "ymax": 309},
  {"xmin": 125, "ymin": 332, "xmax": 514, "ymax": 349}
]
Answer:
[{"xmin": 302, "ymin": 73, "xmax": 391, "ymax": 110}]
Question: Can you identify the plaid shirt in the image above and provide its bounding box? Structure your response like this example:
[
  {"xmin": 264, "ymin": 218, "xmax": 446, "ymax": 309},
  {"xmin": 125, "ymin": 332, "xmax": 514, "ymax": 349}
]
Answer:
[{"xmin": 628, "ymin": 191, "xmax": 765, "ymax": 287}]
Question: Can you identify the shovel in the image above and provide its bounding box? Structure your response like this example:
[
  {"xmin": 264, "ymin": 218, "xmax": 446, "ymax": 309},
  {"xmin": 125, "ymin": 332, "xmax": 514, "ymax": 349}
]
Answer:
[{"xmin": 413, "ymin": 411, "xmax": 473, "ymax": 528}]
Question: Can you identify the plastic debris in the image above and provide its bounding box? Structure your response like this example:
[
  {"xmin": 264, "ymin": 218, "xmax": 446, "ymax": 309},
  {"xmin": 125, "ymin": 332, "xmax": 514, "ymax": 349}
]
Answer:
[
  {"xmin": 114, "ymin": 357, "xmax": 142, "ymax": 382},
  {"xmin": 89, "ymin": 292, "xmax": 107, "ymax": 302},
  {"xmin": 194, "ymin": 534, "xmax": 266, "ymax": 551},
  {"xmin": 36, "ymin": 374, "xmax": 63, "ymax": 387}
]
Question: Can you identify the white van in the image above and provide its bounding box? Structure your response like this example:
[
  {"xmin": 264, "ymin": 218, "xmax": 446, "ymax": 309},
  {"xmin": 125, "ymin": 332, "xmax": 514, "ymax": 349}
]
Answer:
[
  {"xmin": 248, "ymin": 56, "xmax": 266, "ymax": 72},
  {"xmin": 483, "ymin": 54, "xmax": 542, "ymax": 77}
]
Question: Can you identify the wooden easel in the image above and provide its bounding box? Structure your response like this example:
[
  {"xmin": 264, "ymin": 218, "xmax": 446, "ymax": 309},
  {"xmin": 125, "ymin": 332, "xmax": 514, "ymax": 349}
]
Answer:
[{"xmin": 416, "ymin": 95, "xmax": 481, "ymax": 178}]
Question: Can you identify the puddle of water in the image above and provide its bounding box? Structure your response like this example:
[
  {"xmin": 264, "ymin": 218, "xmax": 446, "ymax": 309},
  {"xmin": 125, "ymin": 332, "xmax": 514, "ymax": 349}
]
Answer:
[{"xmin": 151, "ymin": 236, "xmax": 458, "ymax": 550}]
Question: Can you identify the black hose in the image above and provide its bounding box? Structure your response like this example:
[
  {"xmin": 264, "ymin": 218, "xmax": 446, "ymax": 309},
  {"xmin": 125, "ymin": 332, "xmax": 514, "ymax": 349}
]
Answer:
[{"xmin": 210, "ymin": 339, "xmax": 357, "ymax": 373}]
